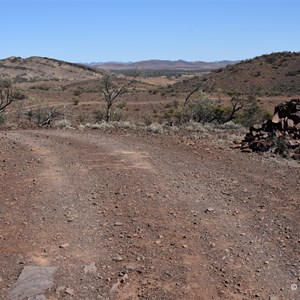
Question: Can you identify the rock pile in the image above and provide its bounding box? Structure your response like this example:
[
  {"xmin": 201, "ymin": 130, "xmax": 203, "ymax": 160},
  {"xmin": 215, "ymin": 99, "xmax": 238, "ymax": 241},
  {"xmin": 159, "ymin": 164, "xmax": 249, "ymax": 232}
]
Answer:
[{"xmin": 241, "ymin": 99, "xmax": 300, "ymax": 160}]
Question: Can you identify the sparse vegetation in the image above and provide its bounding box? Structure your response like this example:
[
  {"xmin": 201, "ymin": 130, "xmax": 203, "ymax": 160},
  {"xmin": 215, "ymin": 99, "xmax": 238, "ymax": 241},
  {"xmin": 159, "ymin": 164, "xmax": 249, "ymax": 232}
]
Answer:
[
  {"xmin": 26, "ymin": 107, "xmax": 62, "ymax": 127},
  {"xmin": 0, "ymin": 52, "xmax": 298, "ymax": 132},
  {"xmin": 30, "ymin": 84, "xmax": 50, "ymax": 91},
  {"xmin": 168, "ymin": 89, "xmax": 270, "ymax": 128}
]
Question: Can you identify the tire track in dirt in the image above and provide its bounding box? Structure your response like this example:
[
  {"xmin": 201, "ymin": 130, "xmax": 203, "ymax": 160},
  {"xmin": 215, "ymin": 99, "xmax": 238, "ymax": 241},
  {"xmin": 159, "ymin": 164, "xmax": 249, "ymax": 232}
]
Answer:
[{"xmin": 1, "ymin": 130, "xmax": 218, "ymax": 299}]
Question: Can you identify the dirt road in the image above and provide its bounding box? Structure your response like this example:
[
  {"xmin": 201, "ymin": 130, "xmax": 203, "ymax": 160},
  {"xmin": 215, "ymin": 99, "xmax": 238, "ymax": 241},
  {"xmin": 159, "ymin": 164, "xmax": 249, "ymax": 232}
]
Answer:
[{"xmin": 0, "ymin": 129, "xmax": 299, "ymax": 299}]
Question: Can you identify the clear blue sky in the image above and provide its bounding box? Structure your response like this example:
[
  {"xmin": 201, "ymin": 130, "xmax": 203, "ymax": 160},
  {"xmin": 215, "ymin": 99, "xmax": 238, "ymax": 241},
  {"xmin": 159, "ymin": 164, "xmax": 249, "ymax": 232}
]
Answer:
[{"xmin": 1, "ymin": 0, "xmax": 299, "ymax": 63}]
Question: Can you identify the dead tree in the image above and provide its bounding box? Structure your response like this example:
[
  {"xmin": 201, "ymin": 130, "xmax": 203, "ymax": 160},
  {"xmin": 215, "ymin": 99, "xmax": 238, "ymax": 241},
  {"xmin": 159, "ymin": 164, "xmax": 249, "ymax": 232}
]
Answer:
[
  {"xmin": 183, "ymin": 78, "xmax": 202, "ymax": 107},
  {"xmin": 224, "ymin": 95, "xmax": 245, "ymax": 122},
  {"xmin": 101, "ymin": 73, "xmax": 138, "ymax": 122},
  {"xmin": 183, "ymin": 78, "xmax": 215, "ymax": 107},
  {"xmin": 209, "ymin": 94, "xmax": 246, "ymax": 124},
  {"xmin": 0, "ymin": 78, "xmax": 16, "ymax": 112}
]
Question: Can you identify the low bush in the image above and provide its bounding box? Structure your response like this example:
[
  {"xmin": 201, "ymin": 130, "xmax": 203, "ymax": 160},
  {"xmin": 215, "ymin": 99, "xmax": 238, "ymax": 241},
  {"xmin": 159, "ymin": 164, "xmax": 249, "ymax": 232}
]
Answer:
[
  {"xmin": 14, "ymin": 90, "xmax": 26, "ymax": 100},
  {"xmin": 235, "ymin": 100, "xmax": 271, "ymax": 127},
  {"xmin": 54, "ymin": 119, "xmax": 72, "ymax": 129},
  {"xmin": 30, "ymin": 85, "xmax": 50, "ymax": 91},
  {"xmin": 146, "ymin": 123, "xmax": 164, "ymax": 134},
  {"xmin": 93, "ymin": 109, "xmax": 105, "ymax": 122},
  {"xmin": 142, "ymin": 115, "xmax": 153, "ymax": 126},
  {"xmin": 72, "ymin": 98, "xmax": 80, "ymax": 105},
  {"xmin": 73, "ymin": 89, "xmax": 82, "ymax": 96},
  {"xmin": 94, "ymin": 108, "xmax": 126, "ymax": 123},
  {"xmin": 116, "ymin": 100, "xmax": 127, "ymax": 109},
  {"xmin": 0, "ymin": 112, "xmax": 6, "ymax": 124}
]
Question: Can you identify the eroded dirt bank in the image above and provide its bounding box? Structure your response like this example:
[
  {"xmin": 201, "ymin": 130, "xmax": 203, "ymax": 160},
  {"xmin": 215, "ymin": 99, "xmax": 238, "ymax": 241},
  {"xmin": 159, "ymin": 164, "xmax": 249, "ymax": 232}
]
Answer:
[{"xmin": 0, "ymin": 129, "xmax": 299, "ymax": 300}]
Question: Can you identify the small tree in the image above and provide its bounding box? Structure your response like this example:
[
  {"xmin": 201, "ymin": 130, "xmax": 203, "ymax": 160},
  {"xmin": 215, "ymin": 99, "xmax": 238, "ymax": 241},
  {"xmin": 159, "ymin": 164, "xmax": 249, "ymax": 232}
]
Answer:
[
  {"xmin": 100, "ymin": 73, "xmax": 138, "ymax": 122},
  {"xmin": 221, "ymin": 94, "xmax": 245, "ymax": 123},
  {"xmin": 0, "ymin": 78, "xmax": 16, "ymax": 112},
  {"xmin": 183, "ymin": 77, "xmax": 215, "ymax": 107},
  {"xmin": 183, "ymin": 80, "xmax": 202, "ymax": 107}
]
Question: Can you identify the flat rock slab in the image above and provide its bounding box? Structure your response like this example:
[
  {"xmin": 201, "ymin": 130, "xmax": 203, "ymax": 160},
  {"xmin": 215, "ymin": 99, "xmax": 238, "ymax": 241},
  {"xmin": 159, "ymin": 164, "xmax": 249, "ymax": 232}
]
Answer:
[
  {"xmin": 9, "ymin": 266, "xmax": 57, "ymax": 300},
  {"xmin": 84, "ymin": 262, "xmax": 97, "ymax": 275},
  {"xmin": 28, "ymin": 296, "xmax": 48, "ymax": 300}
]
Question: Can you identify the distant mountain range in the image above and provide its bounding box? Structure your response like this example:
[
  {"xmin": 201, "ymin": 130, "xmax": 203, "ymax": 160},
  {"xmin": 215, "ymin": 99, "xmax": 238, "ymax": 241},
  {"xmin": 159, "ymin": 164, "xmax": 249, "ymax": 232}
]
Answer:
[
  {"xmin": 88, "ymin": 59, "xmax": 238, "ymax": 71},
  {"xmin": 0, "ymin": 57, "xmax": 237, "ymax": 83}
]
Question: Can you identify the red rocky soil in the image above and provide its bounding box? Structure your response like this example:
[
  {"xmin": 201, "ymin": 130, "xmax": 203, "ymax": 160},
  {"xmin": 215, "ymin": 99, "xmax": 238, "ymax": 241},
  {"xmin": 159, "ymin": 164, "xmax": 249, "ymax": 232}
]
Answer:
[{"xmin": 0, "ymin": 129, "xmax": 299, "ymax": 300}]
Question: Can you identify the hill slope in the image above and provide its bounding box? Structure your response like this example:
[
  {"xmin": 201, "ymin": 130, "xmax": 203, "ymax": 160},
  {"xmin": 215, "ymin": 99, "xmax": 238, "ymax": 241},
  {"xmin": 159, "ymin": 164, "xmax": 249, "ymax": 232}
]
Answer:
[
  {"xmin": 0, "ymin": 56, "xmax": 105, "ymax": 82},
  {"xmin": 176, "ymin": 52, "xmax": 300, "ymax": 96}
]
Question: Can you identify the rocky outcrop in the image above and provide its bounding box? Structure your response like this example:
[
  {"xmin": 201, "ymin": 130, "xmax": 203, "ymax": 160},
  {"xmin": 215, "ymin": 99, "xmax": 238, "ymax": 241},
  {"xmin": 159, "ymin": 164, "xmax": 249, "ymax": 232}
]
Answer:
[{"xmin": 241, "ymin": 99, "xmax": 300, "ymax": 160}]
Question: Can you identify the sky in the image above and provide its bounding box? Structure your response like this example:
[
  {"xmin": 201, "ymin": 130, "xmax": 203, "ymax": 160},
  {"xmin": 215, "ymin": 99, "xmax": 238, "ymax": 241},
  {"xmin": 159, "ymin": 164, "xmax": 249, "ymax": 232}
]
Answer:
[{"xmin": 1, "ymin": 0, "xmax": 299, "ymax": 63}]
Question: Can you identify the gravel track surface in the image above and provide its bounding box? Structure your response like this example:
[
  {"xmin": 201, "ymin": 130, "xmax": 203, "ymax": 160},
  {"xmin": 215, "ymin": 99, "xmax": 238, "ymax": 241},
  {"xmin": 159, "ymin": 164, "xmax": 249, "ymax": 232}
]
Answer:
[{"xmin": 0, "ymin": 129, "xmax": 299, "ymax": 300}]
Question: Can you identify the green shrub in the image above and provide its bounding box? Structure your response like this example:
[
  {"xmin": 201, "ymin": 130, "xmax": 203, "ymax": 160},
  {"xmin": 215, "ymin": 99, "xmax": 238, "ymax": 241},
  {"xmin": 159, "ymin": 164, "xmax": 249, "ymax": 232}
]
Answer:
[
  {"xmin": 94, "ymin": 109, "xmax": 105, "ymax": 122},
  {"xmin": 0, "ymin": 112, "xmax": 6, "ymax": 124},
  {"xmin": 172, "ymin": 100, "xmax": 179, "ymax": 109},
  {"xmin": 38, "ymin": 85, "xmax": 50, "ymax": 91},
  {"xmin": 29, "ymin": 85, "xmax": 50, "ymax": 91},
  {"xmin": 72, "ymin": 98, "xmax": 80, "ymax": 105},
  {"xmin": 116, "ymin": 100, "xmax": 127, "ymax": 109},
  {"xmin": 14, "ymin": 90, "xmax": 26, "ymax": 100},
  {"xmin": 235, "ymin": 100, "xmax": 270, "ymax": 127},
  {"xmin": 14, "ymin": 75, "xmax": 28, "ymax": 83},
  {"xmin": 189, "ymin": 98, "xmax": 216, "ymax": 123},
  {"xmin": 142, "ymin": 115, "xmax": 153, "ymax": 126},
  {"xmin": 110, "ymin": 109, "xmax": 126, "ymax": 122},
  {"xmin": 94, "ymin": 108, "xmax": 125, "ymax": 122},
  {"xmin": 73, "ymin": 89, "xmax": 82, "ymax": 96}
]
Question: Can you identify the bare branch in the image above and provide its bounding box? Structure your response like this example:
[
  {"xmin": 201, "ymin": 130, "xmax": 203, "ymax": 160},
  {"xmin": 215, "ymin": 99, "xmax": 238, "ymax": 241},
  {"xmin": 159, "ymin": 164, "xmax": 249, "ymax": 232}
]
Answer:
[
  {"xmin": 100, "ymin": 73, "xmax": 138, "ymax": 122},
  {"xmin": 0, "ymin": 78, "xmax": 16, "ymax": 112},
  {"xmin": 223, "ymin": 95, "xmax": 245, "ymax": 123},
  {"xmin": 184, "ymin": 85, "xmax": 201, "ymax": 107},
  {"xmin": 183, "ymin": 78, "xmax": 216, "ymax": 107}
]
